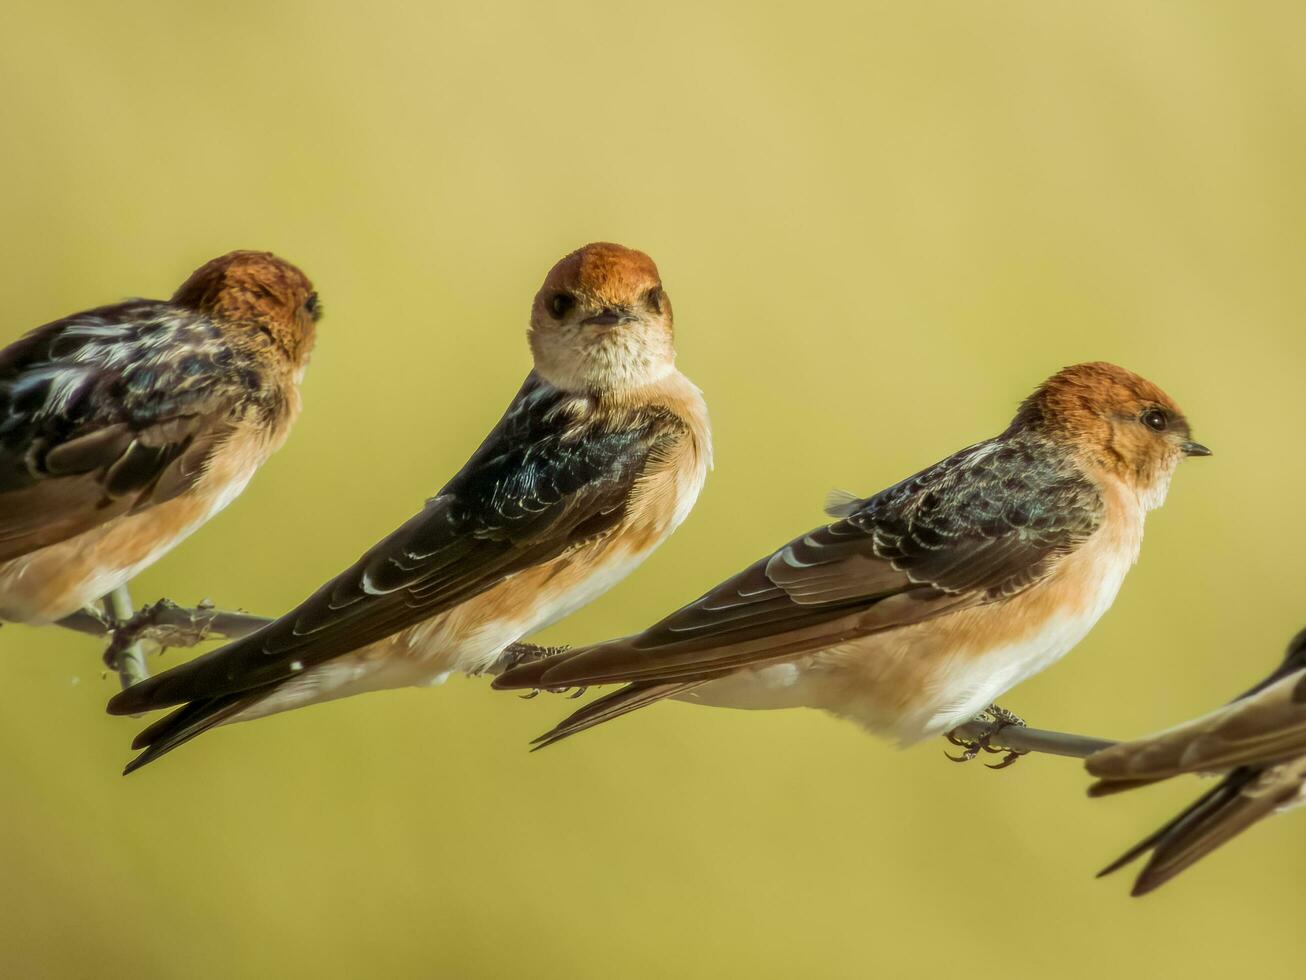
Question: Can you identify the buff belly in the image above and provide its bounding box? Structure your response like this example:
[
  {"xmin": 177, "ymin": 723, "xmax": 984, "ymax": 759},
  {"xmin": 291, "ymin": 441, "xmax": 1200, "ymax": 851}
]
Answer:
[
  {"xmin": 0, "ymin": 471, "xmax": 256, "ymax": 625},
  {"xmin": 677, "ymin": 515, "xmax": 1139, "ymax": 746},
  {"xmin": 230, "ymin": 544, "xmax": 663, "ymax": 723},
  {"xmin": 676, "ymin": 605, "xmax": 1111, "ymax": 744}
]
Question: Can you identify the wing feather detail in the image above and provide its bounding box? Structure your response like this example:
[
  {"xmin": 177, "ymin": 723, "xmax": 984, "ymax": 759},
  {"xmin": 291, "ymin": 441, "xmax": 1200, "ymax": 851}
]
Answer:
[
  {"xmin": 0, "ymin": 302, "xmax": 279, "ymax": 560},
  {"xmin": 496, "ymin": 434, "xmax": 1103, "ymax": 699},
  {"xmin": 109, "ymin": 373, "xmax": 684, "ymax": 715}
]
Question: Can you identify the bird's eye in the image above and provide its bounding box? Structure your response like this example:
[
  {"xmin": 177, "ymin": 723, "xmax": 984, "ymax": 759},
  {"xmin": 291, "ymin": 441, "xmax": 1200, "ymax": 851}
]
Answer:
[
  {"xmin": 304, "ymin": 293, "xmax": 321, "ymax": 320},
  {"xmin": 645, "ymin": 287, "xmax": 662, "ymax": 311},
  {"xmin": 1140, "ymin": 408, "xmax": 1168, "ymax": 432},
  {"xmin": 549, "ymin": 293, "xmax": 575, "ymax": 319}
]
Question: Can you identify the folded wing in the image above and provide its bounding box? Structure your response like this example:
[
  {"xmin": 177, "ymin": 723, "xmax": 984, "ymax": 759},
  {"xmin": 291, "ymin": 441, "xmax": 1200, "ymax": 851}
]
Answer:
[
  {"xmin": 109, "ymin": 375, "xmax": 682, "ymax": 717},
  {"xmin": 0, "ymin": 303, "xmax": 270, "ymax": 561},
  {"xmin": 496, "ymin": 435, "xmax": 1103, "ymax": 741}
]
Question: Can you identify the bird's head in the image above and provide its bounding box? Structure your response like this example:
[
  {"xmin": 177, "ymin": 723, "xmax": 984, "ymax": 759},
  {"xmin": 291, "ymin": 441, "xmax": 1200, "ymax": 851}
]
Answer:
[
  {"xmin": 172, "ymin": 251, "xmax": 320, "ymax": 367},
  {"xmin": 1013, "ymin": 361, "xmax": 1210, "ymax": 509},
  {"xmin": 528, "ymin": 242, "xmax": 674, "ymax": 394}
]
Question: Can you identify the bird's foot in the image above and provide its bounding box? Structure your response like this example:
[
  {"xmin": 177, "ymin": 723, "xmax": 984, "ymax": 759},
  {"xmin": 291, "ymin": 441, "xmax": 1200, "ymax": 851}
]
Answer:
[
  {"xmin": 92, "ymin": 589, "xmax": 270, "ymax": 692},
  {"xmin": 67, "ymin": 598, "xmax": 268, "ymax": 649},
  {"xmin": 100, "ymin": 598, "xmax": 258, "ymax": 671},
  {"xmin": 944, "ymin": 704, "xmax": 1029, "ymax": 770},
  {"xmin": 493, "ymin": 641, "xmax": 571, "ymax": 671},
  {"xmin": 489, "ymin": 642, "xmax": 586, "ymax": 699}
]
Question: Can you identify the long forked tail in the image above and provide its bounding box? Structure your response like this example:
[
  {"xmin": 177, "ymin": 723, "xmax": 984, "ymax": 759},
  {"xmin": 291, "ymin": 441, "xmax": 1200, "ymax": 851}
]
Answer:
[
  {"xmin": 531, "ymin": 681, "xmax": 705, "ymax": 750},
  {"xmin": 1094, "ymin": 768, "xmax": 1269, "ymax": 896},
  {"xmin": 122, "ymin": 691, "xmax": 262, "ymax": 774}
]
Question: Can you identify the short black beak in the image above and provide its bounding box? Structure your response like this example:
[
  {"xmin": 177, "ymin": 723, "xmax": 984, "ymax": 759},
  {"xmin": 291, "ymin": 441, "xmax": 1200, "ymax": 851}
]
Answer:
[
  {"xmin": 581, "ymin": 307, "xmax": 628, "ymax": 327},
  {"xmin": 1181, "ymin": 441, "xmax": 1212, "ymax": 458}
]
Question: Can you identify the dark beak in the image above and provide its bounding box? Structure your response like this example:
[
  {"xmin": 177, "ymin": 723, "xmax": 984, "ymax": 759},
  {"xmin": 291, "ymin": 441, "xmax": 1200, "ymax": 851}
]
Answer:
[
  {"xmin": 1181, "ymin": 441, "xmax": 1212, "ymax": 458},
  {"xmin": 581, "ymin": 307, "xmax": 629, "ymax": 327}
]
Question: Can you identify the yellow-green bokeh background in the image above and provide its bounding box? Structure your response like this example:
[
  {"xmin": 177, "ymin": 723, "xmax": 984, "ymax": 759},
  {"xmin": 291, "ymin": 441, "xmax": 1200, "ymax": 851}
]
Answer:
[{"xmin": 2, "ymin": 2, "xmax": 1304, "ymax": 976}]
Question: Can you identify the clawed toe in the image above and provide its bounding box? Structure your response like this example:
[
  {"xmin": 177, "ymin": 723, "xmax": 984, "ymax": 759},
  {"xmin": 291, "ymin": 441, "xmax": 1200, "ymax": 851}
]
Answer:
[
  {"xmin": 101, "ymin": 597, "xmax": 228, "ymax": 670},
  {"xmin": 944, "ymin": 728, "xmax": 988, "ymax": 763},
  {"xmin": 494, "ymin": 642, "xmax": 584, "ymax": 699},
  {"xmin": 943, "ymin": 704, "xmax": 1030, "ymax": 770},
  {"xmin": 984, "ymin": 748, "xmax": 1027, "ymax": 770},
  {"xmin": 492, "ymin": 641, "xmax": 571, "ymax": 674},
  {"xmin": 519, "ymin": 684, "xmax": 586, "ymax": 700},
  {"xmin": 102, "ymin": 599, "xmax": 207, "ymax": 669}
]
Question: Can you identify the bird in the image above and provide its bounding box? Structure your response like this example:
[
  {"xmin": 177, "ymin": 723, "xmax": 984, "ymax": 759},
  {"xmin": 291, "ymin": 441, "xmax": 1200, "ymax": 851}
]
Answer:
[
  {"xmin": 1087, "ymin": 627, "xmax": 1306, "ymax": 896},
  {"xmin": 107, "ymin": 241, "xmax": 712, "ymax": 773},
  {"xmin": 0, "ymin": 250, "xmax": 320, "ymax": 630},
  {"xmin": 494, "ymin": 361, "xmax": 1211, "ymax": 755}
]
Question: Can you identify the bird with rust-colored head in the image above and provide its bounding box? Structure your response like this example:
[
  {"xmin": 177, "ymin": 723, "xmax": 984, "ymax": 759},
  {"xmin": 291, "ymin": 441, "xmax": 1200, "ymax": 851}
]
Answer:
[
  {"xmin": 0, "ymin": 250, "xmax": 320, "ymax": 629},
  {"xmin": 1088, "ymin": 626, "xmax": 1306, "ymax": 896},
  {"xmin": 108, "ymin": 242, "xmax": 711, "ymax": 773},
  {"xmin": 494, "ymin": 362, "xmax": 1209, "ymax": 756}
]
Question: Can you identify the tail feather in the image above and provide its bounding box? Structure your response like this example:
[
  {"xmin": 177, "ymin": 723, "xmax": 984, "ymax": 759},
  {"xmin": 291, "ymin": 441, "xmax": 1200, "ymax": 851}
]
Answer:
[
  {"xmin": 1096, "ymin": 768, "xmax": 1270, "ymax": 896},
  {"xmin": 492, "ymin": 654, "xmax": 559, "ymax": 692},
  {"xmin": 122, "ymin": 691, "xmax": 260, "ymax": 775},
  {"xmin": 1086, "ymin": 775, "xmax": 1166, "ymax": 798},
  {"xmin": 531, "ymin": 681, "xmax": 703, "ymax": 750}
]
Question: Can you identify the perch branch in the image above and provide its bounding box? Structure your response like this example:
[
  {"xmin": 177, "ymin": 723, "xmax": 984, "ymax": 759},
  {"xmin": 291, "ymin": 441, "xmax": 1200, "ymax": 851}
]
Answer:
[
  {"xmin": 102, "ymin": 586, "xmax": 148, "ymax": 690},
  {"xmin": 58, "ymin": 593, "xmax": 273, "ymax": 690},
  {"xmin": 951, "ymin": 718, "xmax": 1118, "ymax": 760},
  {"xmin": 53, "ymin": 602, "xmax": 1126, "ymax": 761}
]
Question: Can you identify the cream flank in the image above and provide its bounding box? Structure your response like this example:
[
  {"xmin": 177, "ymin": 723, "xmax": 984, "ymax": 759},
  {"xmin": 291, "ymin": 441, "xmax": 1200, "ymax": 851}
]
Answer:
[
  {"xmin": 233, "ymin": 371, "xmax": 711, "ymax": 724},
  {"xmin": 0, "ymin": 421, "xmax": 291, "ymax": 624},
  {"xmin": 678, "ymin": 474, "xmax": 1150, "ymax": 744}
]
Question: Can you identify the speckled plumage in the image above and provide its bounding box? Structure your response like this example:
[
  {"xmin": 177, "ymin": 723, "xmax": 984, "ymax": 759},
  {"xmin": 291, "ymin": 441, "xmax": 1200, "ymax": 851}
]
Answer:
[
  {"xmin": 495, "ymin": 362, "xmax": 1207, "ymax": 750},
  {"xmin": 109, "ymin": 242, "xmax": 711, "ymax": 773},
  {"xmin": 0, "ymin": 250, "xmax": 318, "ymax": 623}
]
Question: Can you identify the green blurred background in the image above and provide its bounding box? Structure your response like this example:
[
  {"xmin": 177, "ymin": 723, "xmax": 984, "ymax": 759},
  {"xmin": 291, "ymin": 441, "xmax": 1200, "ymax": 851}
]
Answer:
[{"xmin": 1, "ymin": 1, "xmax": 1304, "ymax": 976}]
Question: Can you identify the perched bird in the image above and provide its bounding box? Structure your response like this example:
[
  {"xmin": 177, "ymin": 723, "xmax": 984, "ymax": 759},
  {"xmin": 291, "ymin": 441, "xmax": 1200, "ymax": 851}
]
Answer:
[
  {"xmin": 1088, "ymin": 627, "xmax": 1306, "ymax": 896},
  {"xmin": 108, "ymin": 242, "xmax": 711, "ymax": 773},
  {"xmin": 0, "ymin": 251, "xmax": 320, "ymax": 627},
  {"xmin": 495, "ymin": 362, "xmax": 1210, "ymax": 753}
]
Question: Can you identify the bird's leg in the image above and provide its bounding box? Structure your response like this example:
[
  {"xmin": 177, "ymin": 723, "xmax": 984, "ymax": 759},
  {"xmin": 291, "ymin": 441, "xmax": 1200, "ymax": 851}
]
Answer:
[
  {"xmin": 97, "ymin": 597, "xmax": 272, "ymax": 689},
  {"xmin": 117, "ymin": 599, "xmax": 269, "ymax": 649},
  {"xmin": 944, "ymin": 704, "xmax": 1030, "ymax": 770},
  {"xmin": 979, "ymin": 704, "xmax": 1029, "ymax": 769},
  {"xmin": 944, "ymin": 726, "xmax": 991, "ymax": 763},
  {"xmin": 63, "ymin": 597, "xmax": 268, "ymax": 646},
  {"xmin": 487, "ymin": 642, "xmax": 586, "ymax": 699},
  {"xmin": 490, "ymin": 641, "xmax": 572, "ymax": 672}
]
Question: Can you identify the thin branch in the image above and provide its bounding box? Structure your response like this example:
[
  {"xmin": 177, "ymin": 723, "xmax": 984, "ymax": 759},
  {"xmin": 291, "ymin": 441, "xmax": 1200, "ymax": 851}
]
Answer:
[
  {"xmin": 951, "ymin": 718, "xmax": 1118, "ymax": 760},
  {"xmin": 60, "ymin": 598, "xmax": 272, "ymax": 644},
  {"xmin": 102, "ymin": 586, "xmax": 148, "ymax": 691},
  {"xmin": 55, "ymin": 603, "xmax": 1126, "ymax": 760},
  {"xmin": 119, "ymin": 600, "xmax": 271, "ymax": 643},
  {"xmin": 56, "ymin": 607, "xmax": 115, "ymax": 638},
  {"xmin": 59, "ymin": 594, "xmax": 272, "ymax": 691}
]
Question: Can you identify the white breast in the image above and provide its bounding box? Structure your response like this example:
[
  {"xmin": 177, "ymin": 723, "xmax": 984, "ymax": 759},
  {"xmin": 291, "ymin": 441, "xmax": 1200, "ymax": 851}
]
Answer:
[
  {"xmin": 915, "ymin": 574, "xmax": 1128, "ymax": 739},
  {"xmin": 684, "ymin": 491, "xmax": 1146, "ymax": 746},
  {"xmin": 908, "ymin": 510, "xmax": 1144, "ymax": 741}
]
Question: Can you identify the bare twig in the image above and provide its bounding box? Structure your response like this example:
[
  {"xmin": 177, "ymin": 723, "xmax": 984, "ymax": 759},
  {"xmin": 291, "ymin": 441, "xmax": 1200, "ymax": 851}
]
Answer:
[
  {"xmin": 114, "ymin": 599, "xmax": 271, "ymax": 645},
  {"xmin": 951, "ymin": 718, "xmax": 1118, "ymax": 760},
  {"xmin": 60, "ymin": 598, "xmax": 272, "ymax": 644},
  {"xmin": 102, "ymin": 586, "xmax": 148, "ymax": 691},
  {"xmin": 55, "ymin": 601, "xmax": 1128, "ymax": 760},
  {"xmin": 59, "ymin": 593, "xmax": 272, "ymax": 690}
]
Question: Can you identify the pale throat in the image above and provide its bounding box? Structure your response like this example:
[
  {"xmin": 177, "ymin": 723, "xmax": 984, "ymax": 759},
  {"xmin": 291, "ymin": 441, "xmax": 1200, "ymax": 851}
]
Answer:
[
  {"xmin": 531, "ymin": 334, "xmax": 675, "ymax": 394},
  {"xmin": 1133, "ymin": 456, "xmax": 1180, "ymax": 512}
]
